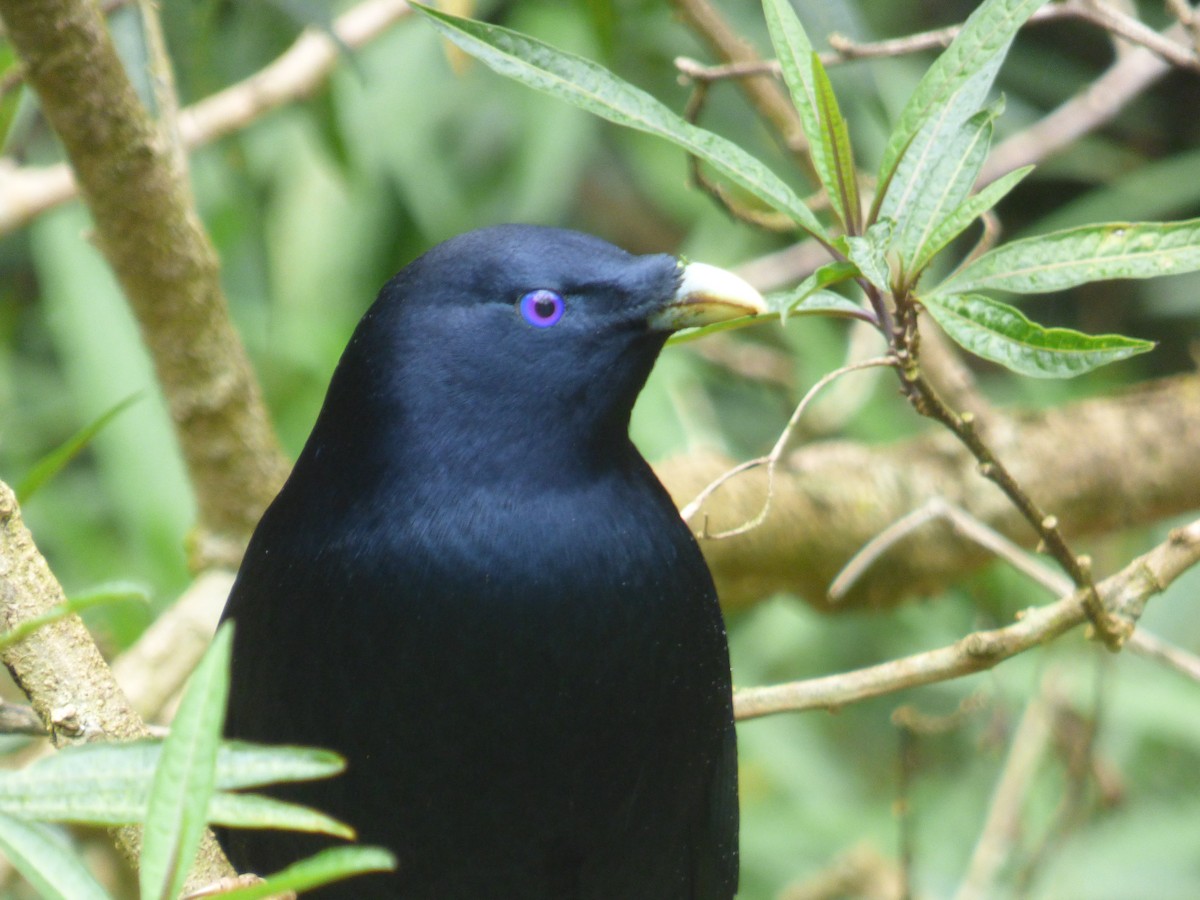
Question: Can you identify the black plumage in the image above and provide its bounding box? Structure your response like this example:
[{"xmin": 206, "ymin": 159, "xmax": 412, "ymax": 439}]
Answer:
[{"xmin": 219, "ymin": 225, "xmax": 763, "ymax": 898}]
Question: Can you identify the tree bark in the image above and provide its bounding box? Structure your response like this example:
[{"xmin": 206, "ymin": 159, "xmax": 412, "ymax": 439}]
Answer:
[
  {"xmin": 0, "ymin": 0, "xmax": 289, "ymax": 567},
  {"xmin": 0, "ymin": 481, "xmax": 235, "ymax": 889},
  {"xmin": 661, "ymin": 372, "xmax": 1200, "ymax": 610}
]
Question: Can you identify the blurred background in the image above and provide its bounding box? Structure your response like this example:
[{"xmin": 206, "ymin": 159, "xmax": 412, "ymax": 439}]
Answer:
[{"xmin": 2, "ymin": 0, "xmax": 1200, "ymax": 896}]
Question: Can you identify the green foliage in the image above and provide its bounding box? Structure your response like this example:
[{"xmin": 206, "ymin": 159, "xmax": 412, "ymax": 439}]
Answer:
[
  {"xmin": 873, "ymin": 0, "xmax": 1042, "ymax": 219},
  {"xmin": 214, "ymin": 847, "xmax": 397, "ymax": 899},
  {"xmin": 4, "ymin": 0, "xmax": 1200, "ymax": 897},
  {"xmin": 0, "ymin": 814, "xmax": 110, "ymax": 900},
  {"xmin": 769, "ymin": 260, "xmax": 863, "ymax": 321},
  {"xmin": 763, "ymin": 0, "xmax": 857, "ymax": 232},
  {"xmin": 922, "ymin": 293, "xmax": 1154, "ymax": 378},
  {"xmin": 412, "ymin": 0, "xmax": 1200, "ymax": 381},
  {"xmin": 412, "ymin": 3, "xmax": 828, "ymax": 240},
  {"xmin": 14, "ymin": 392, "xmax": 142, "ymax": 506},
  {"xmin": 0, "ymin": 586, "xmax": 144, "ymax": 653},
  {"xmin": 0, "ymin": 625, "xmax": 393, "ymax": 897},
  {"xmin": 934, "ymin": 219, "xmax": 1200, "ymax": 295},
  {"xmin": 139, "ymin": 622, "xmax": 232, "ymax": 900},
  {"xmin": 910, "ymin": 164, "xmax": 1033, "ymax": 274}
]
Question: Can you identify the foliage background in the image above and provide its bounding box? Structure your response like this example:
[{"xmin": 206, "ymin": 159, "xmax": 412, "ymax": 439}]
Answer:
[{"xmin": 2, "ymin": 0, "xmax": 1200, "ymax": 896}]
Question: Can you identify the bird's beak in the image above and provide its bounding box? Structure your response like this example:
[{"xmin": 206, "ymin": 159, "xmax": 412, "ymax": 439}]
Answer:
[{"xmin": 649, "ymin": 262, "xmax": 768, "ymax": 332}]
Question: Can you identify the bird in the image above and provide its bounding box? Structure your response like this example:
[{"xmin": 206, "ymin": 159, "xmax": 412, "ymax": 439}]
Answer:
[{"xmin": 218, "ymin": 224, "xmax": 765, "ymax": 898}]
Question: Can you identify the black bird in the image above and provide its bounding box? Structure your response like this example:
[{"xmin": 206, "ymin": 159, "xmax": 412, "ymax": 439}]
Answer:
[{"xmin": 219, "ymin": 225, "xmax": 764, "ymax": 898}]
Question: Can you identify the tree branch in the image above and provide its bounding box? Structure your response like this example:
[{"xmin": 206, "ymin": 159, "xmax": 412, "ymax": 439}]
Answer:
[
  {"xmin": 661, "ymin": 372, "xmax": 1200, "ymax": 610},
  {"xmin": 0, "ymin": 0, "xmax": 414, "ymax": 236},
  {"xmin": 981, "ymin": 25, "xmax": 1181, "ymax": 184},
  {"xmin": 0, "ymin": 480, "xmax": 236, "ymax": 888},
  {"xmin": 0, "ymin": 0, "xmax": 289, "ymax": 566},
  {"xmin": 732, "ymin": 517, "xmax": 1200, "ymax": 720},
  {"xmin": 670, "ymin": 0, "xmax": 815, "ymax": 176}
]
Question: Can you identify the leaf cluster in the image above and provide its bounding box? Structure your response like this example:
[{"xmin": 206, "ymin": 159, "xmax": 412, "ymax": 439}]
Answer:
[
  {"xmin": 0, "ymin": 624, "xmax": 393, "ymax": 899},
  {"xmin": 413, "ymin": 0, "xmax": 1200, "ymax": 379}
]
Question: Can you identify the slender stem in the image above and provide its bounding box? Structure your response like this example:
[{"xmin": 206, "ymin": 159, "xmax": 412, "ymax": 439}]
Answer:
[{"xmin": 901, "ymin": 364, "xmax": 1124, "ymax": 649}]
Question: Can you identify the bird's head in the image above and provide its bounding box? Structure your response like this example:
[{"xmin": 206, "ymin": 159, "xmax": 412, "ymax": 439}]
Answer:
[{"xmin": 308, "ymin": 225, "xmax": 765, "ymax": 481}]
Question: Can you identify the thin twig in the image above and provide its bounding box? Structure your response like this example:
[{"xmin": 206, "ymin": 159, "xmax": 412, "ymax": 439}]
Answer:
[
  {"xmin": 900, "ymin": 363, "xmax": 1124, "ymax": 649},
  {"xmin": 680, "ymin": 80, "xmax": 801, "ymax": 231},
  {"xmin": 1167, "ymin": 0, "xmax": 1200, "ymax": 49},
  {"xmin": 733, "ymin": 518, "xmax": 1200, "ymax": 720},
  {"xmin": 0, "ymin": 0, "xmax": 414, "ymax": 237},
  {"xmin": 1012, "ymin": 670, "xmax": 1109, "ymax": 894},
  {"xmin": 674, "ymin": 2, "xmax": 1199, "ymax": 81},
  {"xmin": 670, "ymin": 0, "xmax": 813, "ymax": 167},
  {"xmin": 1126, "ymin": 628, "xmax": 1200, "ymax": 682},
  {"xmin": 828, "ymin": 497, "xmax": 1067, "ymax": 602},
  {"xmin": 981, "ymin": 26, "xmax": 1179, "ymax": 184},
  {"xmin": 681, "ymin": 356, "xmax": 896, "ymax": 535},
  {"xmin": 833, "ymin": 497, "xmax": 1200, "ymax": 686},
  {"xmin": 0, "ymin": 700, "xmax": 48, "ymax": 736}
]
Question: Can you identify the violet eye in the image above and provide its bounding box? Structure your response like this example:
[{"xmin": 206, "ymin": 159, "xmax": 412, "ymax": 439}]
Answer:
[{"xmin": 518, "ymin": 290, "xmax": 565, "ymax": 328}]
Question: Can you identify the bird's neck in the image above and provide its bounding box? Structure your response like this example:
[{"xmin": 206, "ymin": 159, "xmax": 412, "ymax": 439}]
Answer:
[{"xmin": 298, "ymin": 386, "xmax": 644, "ymax": 501}]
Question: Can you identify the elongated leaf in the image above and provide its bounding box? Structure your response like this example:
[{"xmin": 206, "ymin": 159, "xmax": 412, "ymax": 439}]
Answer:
[
  {"xmin": 892, "ymin": 99, "xmax": 1002, "ymax": 269},
  {"xmin": 875, "ymin": 0, "xmax": 1043, "ymax": 216},
  {"xmin": 216, "ymin": 847, "xmax": 396, "ymax": 900},
  {"xmin": 913, "ymin": 164, "xmax": 1034, "ymax": 275},
  {"xmin": 412, "ymin": 4, "xmax": 826, "ymax": 239},
  {"xmin": 786, "ymin": 289, "xmax": 868, "ymax": 320},
  {"xmin": 839, "ymin": 218, "xmax": 895, "ymax": 293},
  {"xmin": 209, "ymin": 792, "xmax": 352, "ymax": 838},
  {"xmin": 0, "ymin": 740, "xmax": 344, "ymax": 826},
  {"xmin": 770, "ymin": 260, "xmax": 860, "ymax": 317},
  {"xmin": 761, "ymin": 0, "xmax": 819, "ymax": 156},
  {"xmin": 811, "ymin": 52, "xmax": 861, "ymax": 233},
  {"xmin": 666, "ymin": 312, "xmax": 772, "ymax": 344},
  {"xmin": 934, "ymin": 218, "xmax": 1200, "ymax": 295},
  {"xmin": 762, "ymin": 0, "xmax": 857, "ymax": 231},
  {"xmin": 0, "ymin": 813, "xmax": 108, "ymax": 900},
  {"xmin": 16, "ymin": 392, "xmax": 141, "ymax": 503},
  {"xmin": 213, "ymin": 741, "xmax": 345, "ymax": 791},
  {"xmin": 140, "ymin": 622, "xmax": 233, "ymax": 900},
  {"xmin": 0, "ymin": 586, "xmax": 143, "ymax": 653},
  {"xmin": 923, "ymin": 293, "xmax": 1154, "ymax": 377},
  {"xmin": 669, "ymin": 289, "xmax": 868, "ymax": 343}
]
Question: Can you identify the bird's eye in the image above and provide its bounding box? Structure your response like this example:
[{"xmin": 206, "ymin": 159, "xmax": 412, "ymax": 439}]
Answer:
[{"xmin": 518, "ymin": 290, "xmax": 565, "ymax": 328}]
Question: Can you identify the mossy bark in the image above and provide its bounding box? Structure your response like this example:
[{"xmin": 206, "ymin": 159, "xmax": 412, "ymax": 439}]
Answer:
[{"xmin": 0, "ymin": 0, "xmax": 288, "ymax": 568}]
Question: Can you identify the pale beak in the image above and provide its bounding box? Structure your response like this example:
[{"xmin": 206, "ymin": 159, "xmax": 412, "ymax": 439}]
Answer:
[{"xmin": 649, "ymin": 262, "xmax": 768, "ymax": 332}]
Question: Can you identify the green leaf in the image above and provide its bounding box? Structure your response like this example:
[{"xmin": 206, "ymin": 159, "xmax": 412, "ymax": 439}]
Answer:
[
  {"xmin": 212, "ymin": 742, "xmax": 346, "ymax": 791},
  {"xmin": 209, "ymin": 792, "xmax": 352, "ymax": 838},
  {"xmin": 0, "ymin": 740, "xmax": 345, "ymax": 826},
  {"xmin": 839, "ymin": 218, "xmax": 895, "ymax": 292},
  {"xmin": 215, "ymin": 847, "xmax": 396, "ymax": 900},
  {"xmin": 811, "ymin": 53, "xmax": 861, "ymax": 233},
  {"xmin": 888, "ymin": 99, "xmax": 1003, "ymax": 271},
  {"xmin": 666, "ymin": 312, "xmax": 772, "ymax": 344},
  {"xmin": 140, "ymin": 622, "xmax": 233, "ymax": 900},
  {"xmin": 922, "ymin": 293, "xmax": 1154, "ymax": 378},
  {"xmin": 875, "ymin": 0, "xmax": 1043, "ymax": 218},
  {"xmin": 912, "ymin": 164, "xmax": 1034, "ymax": 275},
  {"xmin": 0, "ymin": 813, "xmax": 109, "ymax": 900},
  {"xmin": 762, "ymin": 0, "xmax": 858, "ymax": 231},
  {"xmin": 770, "ymin": 260, "xmax": 861, "ymax": 320},
  {"xmin": 934, "ymin": 218, "xmax": 1200, "ymax": 295},
  {"xmin": 16, "ymin": 392, "xmax": 141, "ymax": 503},
  {"xmin": 0, "ymin": 586, "xmax": 145, "ymax": 653},
  {"xmin": 411, "ymin": 3, "xmax": 827, "ymax": 240},
  {"xmin": 786, "ymin": 289, "xmax": 868, "ymax": 320}
]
